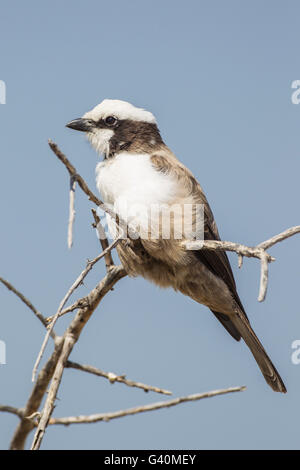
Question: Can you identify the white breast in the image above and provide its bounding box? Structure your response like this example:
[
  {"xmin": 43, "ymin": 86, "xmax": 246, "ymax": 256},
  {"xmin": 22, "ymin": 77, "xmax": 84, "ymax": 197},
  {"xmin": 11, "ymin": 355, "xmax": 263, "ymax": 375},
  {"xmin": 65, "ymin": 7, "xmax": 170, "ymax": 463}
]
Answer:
[
  {"xmin": 96, "ymin": 152, "xmax": 176, "ymax": 206},
  {"xmin": 95, "ymin": 152, "xmax": 176, "ymax": 236}
]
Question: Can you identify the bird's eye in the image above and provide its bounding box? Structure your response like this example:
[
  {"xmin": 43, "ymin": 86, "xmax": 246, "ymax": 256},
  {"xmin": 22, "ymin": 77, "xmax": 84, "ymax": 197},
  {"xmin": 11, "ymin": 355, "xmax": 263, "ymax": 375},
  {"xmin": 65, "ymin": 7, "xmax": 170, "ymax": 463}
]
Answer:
[{"xmin": 105, "ymin": 116, "xmax": 117, "ymax": 126}]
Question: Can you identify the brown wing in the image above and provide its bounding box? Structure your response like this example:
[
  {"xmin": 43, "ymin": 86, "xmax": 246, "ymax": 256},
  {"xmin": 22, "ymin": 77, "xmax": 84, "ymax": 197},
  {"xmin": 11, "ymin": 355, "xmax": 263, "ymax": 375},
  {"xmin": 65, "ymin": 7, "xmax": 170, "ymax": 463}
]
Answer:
[
  {"xmin": 190, "ymin": 185, "xmax": 249, "ymax": 340},
  {"xmin": 150, "ymin": 152, "xmax": 287, "ymax": 391},
  {"xmin": 151, "ymin": 151, "xmax": 248, "ymax": 340}
]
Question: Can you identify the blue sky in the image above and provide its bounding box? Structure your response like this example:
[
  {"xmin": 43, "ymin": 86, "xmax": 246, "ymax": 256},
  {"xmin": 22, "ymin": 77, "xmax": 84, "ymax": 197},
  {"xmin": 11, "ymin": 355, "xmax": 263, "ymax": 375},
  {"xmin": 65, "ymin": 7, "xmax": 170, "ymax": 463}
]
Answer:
[{"xmin": 0, "ymin": 0, "xmax": 300, "ymax": 449}]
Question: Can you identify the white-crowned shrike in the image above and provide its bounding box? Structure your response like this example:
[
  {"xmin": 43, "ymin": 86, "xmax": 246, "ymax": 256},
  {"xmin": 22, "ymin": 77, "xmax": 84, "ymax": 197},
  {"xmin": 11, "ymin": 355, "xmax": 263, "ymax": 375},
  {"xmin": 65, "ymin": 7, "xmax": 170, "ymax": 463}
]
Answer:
[{"xmin": 66, "ymin": 99, "xmax": 286, "ymax": 393}]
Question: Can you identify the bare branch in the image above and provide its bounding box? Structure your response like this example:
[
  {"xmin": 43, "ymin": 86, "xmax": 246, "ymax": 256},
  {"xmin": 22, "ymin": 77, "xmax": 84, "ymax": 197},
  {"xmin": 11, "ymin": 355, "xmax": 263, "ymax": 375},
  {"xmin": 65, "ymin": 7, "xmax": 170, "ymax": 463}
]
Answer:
[
  {"xmin": 257, "ymin": 225, "xmax": 300, "ymax": 250},
  {"xmin": 28, "ymin": 265, "xmax": 126, "ymax": 450},
  {"xmin": 49, "ymin": 386, "xmax": 246, "ymax": 426},
  {"xmin": 0, "ymin": 405, "xmax": 24, "ymax": 419},
  {"xmin": 45, "ymin": 297, "xmax": 90, "ymax": 323},
  {"xmin": 67, "ymin": 176, "xmax": 76, "ymax": 249},
  {"xmin": 258, "ymin": 253, "xmax": 269, "ymax": 302},
  {"xmin": 66, "ymin": 361, "xmax": 172, "ymax": 396},
  {"xmin": 32, "ymin": 238, "xmax": 122, "ymax": 382},
  {"xmin": 7, "ymin": 142, "xmax": 298, "ymax": 451},
  {"xmin": 31, "ymin": 334, "xmax": 75, "ymax": 450},
  {"xmin": 0, "ymin": 277, "xmax": 56, "ymax": 339},
  {"xmin": 48, "ymin": 139, "xmax": 102, "ymax": 207},
  {"xmin": 10, "ymin": 265, "xmax": 126, "ymax": 450},
  {"xmin": 10, "ymin": 337, "xmax": 64, "ymax": 449},
  {"xmin": 238, "ymin": 254, "xmax": 243, "ymax": 268},
  {"xmin": 183, "ymin": 225, "xmax": 300, "ymax": 302},
  {"xmin": 183, "ymin": 239, "xmax": 275, "ymax": 261},
  {"xmin": 48, "ymin": 140, "xmax": 135, "ymax": 239}
]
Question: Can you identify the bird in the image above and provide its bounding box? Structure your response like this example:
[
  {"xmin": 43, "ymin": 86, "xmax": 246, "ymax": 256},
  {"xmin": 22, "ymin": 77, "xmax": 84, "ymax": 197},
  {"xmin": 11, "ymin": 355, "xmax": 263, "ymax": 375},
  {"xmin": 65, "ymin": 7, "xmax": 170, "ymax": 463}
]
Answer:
[{"xmin": 66, "ymin": 99, "xmax": 286, "ymax": 393}]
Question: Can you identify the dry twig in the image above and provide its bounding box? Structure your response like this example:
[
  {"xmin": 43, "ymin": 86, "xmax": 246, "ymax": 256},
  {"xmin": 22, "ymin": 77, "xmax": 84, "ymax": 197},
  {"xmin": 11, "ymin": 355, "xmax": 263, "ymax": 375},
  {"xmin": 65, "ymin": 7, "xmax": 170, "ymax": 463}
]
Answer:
[
  {"xmin": 67, "ymin": 176, "xmax": 76, "ymax": 249},
  {"xmin": 45, "ymin": 297, "xmax": 90, "ymax": 323},
  {"xmin": 29, "ymin": 265, "xmax": 126, "ymax": 450},
  {"xmin": 66, "ymin": 361, "xmax": 172, "ymax": 395},
  {"xmin": 0, "ymin": 405, "xmax": 24, "ymax": 419},
  {"xmin": 49, "ymin": 386, "xmax": 246, "ymax": 426},
  {"xmin": 0, "ymin": 277, "xmax": 56, "ymax": 339},
  {"xmin": 10, "ymin": 337, "xmax": 64, "ymax": 449},
  {"xmin": 48, "ymin": 140, "xmax": 133, "ymax": 238},
  {"xmin": 183, "ymin": 225, "xmax": 300, "ymax": 302},
  {"xmin": 3, "ymin": 141, "xmax": 298, "ymax": 451},
  {"xmin": 32, "ymin": 237, "xmax": 122, "ymax": 382}
]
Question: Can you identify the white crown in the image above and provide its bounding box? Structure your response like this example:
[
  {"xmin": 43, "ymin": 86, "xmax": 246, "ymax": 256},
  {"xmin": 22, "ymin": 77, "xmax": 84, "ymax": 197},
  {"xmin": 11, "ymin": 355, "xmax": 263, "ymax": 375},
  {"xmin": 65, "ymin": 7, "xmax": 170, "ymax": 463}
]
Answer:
[{"xmin": 83, "ymin": 99, "xmax": 157, "ymax": 124}]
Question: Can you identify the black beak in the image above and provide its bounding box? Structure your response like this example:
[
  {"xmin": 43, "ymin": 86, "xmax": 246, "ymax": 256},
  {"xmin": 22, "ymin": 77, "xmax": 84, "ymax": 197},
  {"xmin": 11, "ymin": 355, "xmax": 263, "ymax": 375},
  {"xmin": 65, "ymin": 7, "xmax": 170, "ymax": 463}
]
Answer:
[{"xmin": 66, "ymin": 118, "xmax": 94, "ymax": 132}]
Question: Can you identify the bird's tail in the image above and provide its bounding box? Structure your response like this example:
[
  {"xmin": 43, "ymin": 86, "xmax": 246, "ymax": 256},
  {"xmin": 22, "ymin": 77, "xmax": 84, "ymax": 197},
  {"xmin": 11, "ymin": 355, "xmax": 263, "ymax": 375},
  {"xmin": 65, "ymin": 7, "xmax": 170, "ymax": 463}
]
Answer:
[{"xmin": 231, "ymin": 310, "xmax": 287, "ymax": 393}]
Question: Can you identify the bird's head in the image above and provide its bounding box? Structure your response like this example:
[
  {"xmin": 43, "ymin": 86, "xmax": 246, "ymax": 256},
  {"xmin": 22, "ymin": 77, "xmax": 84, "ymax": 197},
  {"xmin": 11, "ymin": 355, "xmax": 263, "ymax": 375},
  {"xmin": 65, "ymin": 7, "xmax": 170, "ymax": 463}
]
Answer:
[{"xmin": 66, "ymin": 99, "xmax": 162, "ymax": 158}]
